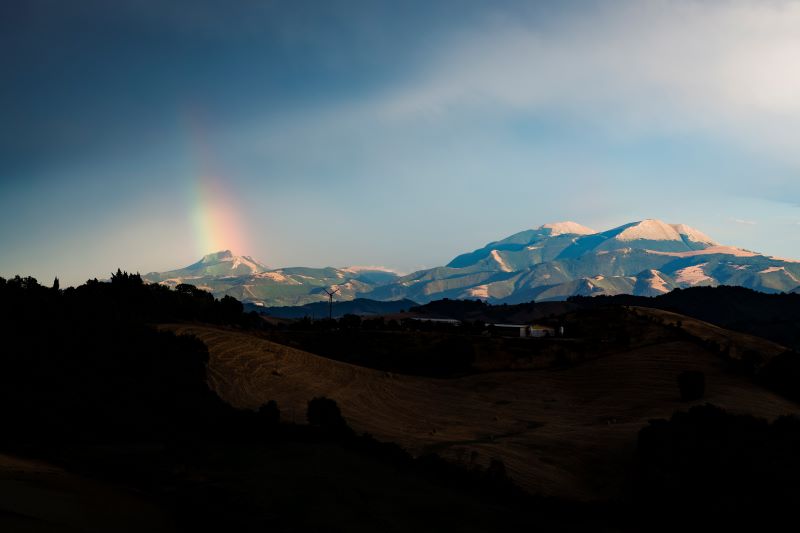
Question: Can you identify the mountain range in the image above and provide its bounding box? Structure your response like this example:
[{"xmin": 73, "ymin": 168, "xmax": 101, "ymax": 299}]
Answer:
[{"xmin": 143, "ymin": 220, "xmax": 800, "ymax": 306}]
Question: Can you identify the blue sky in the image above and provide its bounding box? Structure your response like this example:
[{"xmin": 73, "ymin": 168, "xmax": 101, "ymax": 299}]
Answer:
[{"xmin": 2, "ymin": 0, "xmax": 800, "ymax": 286}]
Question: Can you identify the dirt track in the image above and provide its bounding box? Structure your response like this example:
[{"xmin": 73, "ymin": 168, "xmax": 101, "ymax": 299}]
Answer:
[{"xmin": 167, "ymin": 324, "xmax": 799, "ymax": 500}]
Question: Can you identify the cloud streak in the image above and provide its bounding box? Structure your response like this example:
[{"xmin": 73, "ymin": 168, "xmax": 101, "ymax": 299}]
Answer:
[{"xmin": 377, "ymin": 0, "xmax": 800, "ymax": 168}]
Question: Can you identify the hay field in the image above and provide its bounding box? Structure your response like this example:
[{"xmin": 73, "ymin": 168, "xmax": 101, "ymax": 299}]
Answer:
[{"xmin": 166, "ymin": 323, "xmax": 798, "ymax": 500}]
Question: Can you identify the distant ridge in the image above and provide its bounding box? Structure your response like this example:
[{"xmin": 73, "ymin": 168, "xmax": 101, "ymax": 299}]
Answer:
[{"xmin": 250, "ymin": 298, "xmax": 418, "ymax": 319}]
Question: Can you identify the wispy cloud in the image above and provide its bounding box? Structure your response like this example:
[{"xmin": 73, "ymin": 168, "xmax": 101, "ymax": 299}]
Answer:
[
  {"xmin": 377, "ymin": 0, "xmax": 800, "ymax": 170},
  {"xmin": 732, "ymin": 218, "xmax": 758, "ymax": 226}
]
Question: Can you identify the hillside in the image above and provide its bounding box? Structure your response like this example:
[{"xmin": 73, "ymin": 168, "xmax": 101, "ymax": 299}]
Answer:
[
  {"xmin": 0, "ymin": 454, "xmax": 173, "ymax": 532},
  {"xmin": 0, "ymin": 273, "xmax": 571, "ymax": 532},
  {"xmin": 4, "ymin": 273, "xmax": 800, "ymax": 529},
  {"xmin": 166, "ymin": 319, "xmax": 798, "ymax": 500},
  {"xmin": 572, "ymin": 285, "xmax": 800, "ymax": 350}
]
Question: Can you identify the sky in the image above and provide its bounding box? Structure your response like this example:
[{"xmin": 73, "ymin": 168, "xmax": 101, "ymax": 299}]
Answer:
[{"xmin": 2, "ymin": 0, "xmax": 800, "ymax": 286}]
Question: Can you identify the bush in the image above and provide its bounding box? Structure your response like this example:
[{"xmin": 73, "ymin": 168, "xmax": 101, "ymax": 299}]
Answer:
[{"xmin": 307, "ymin": 397, "xmax": 347, "ymax": 429}]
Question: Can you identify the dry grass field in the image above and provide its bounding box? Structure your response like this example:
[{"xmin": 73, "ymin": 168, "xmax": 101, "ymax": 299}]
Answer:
[
  {"xmin": 631, "ymin": 306, "xmax": 788, "ymax": 362},
  {"xmin": 166, "ymin": 322, "xmax": 799, "ymax": 501}
]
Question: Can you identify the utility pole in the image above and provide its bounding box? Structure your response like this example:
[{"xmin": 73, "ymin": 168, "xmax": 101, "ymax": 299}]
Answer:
[{"xmin": 323, "ymin": 287, "xmax": 339, "ymax": 321}]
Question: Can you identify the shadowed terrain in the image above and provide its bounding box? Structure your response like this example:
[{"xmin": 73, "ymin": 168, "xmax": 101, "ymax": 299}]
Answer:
[
  {"xmin": 4, "ymin": 273, "xmax": 800, "ymax": 530},
  {"xmin": 0, "ymin": 454, "xmax": 173, "ymax": 532},
  {"xmin": 167, "ymin": 319, "xmax": 798, "ymax": 500}
]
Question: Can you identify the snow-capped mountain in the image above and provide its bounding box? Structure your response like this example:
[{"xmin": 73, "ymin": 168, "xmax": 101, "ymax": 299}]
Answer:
[
  {"xmin": 146, "ymin": 250, "xmax": 270, "ymax": 283},
  {"xmin": 143, "ymin": 252, "xmax": 399, "ymax": 306},
  {"xmin": 143, "ymin": 220, "xmax": 800, "ymax": 306},
  {"xmin": 361, "ymin": 219, "xmax": 800, "ymax": 303}
]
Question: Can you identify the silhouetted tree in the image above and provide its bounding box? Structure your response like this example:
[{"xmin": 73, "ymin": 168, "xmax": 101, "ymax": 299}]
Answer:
[
  {"xmin": 176, "ymin": 283, "xmax": 213, "ymax": 301},
  {"xmin": 758, "ymin": 350, "xmax": 800, "ymax": 402},
  {"xmin": 339, "ymin": 314, "xmax": 361, "ymax": 329},
  {"xmin": 307, "ymin": 396, "xmax": 347, "ymax": 429},
  {"xmin": 110, "ymin": 269, "xmax": 143, "ymax": 287},
  {"xmin": 258, "ymin": 400, "xmax": 280, "ymax": 426},
  {"xmin": 219, "ymin": 295, "xmax": 244, "ymax": 319}
]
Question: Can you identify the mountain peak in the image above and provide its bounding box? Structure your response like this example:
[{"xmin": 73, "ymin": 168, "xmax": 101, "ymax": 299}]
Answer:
[
  {"xmin": 610, "ymin": 219, "xmax": 717, "ymax": 244},
  {"xmin": 614, "ymin": 219, "xmax": 678, "ymax": 241},
  {"xmin": 201, "ymin": 250, "xmax": 234, "ymax": 263},
  {"xmin": 189, "ymin": 250, "xmax": 269, "ymax": 274},
  {"xmin": 539, "ymin": 221, "xmax": 597, "ymax": 236}
]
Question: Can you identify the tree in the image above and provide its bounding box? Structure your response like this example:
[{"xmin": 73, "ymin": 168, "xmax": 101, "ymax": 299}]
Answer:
[
  {"xmin": 307, "ymin": 396, "xmax": 347, "ymax": 429},
  {"xmin": 339, "ymin": 314, "xmax": 361, "ymax": 329},
  {"xmin": 176, "ymin": 283, "xmax": 214, "ymax": 301},
  {"xmin": 219, "ymin": 295, "xmax": 243, "ymax": 318},
  {"xmin": 258, "ymin": 400, "xmax": 280, "ymax": 426}
]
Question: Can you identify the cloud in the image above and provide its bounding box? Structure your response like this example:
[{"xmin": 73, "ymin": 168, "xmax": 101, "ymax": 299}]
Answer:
[
  {"xmin": 376, "ymin": 0, "xmax": 800, "ymax": 168},
  {"xmin": 732, "ymin": 218, "xmax": 758, "ymax": 225}
]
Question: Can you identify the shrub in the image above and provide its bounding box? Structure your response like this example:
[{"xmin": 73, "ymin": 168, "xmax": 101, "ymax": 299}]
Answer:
[
  {"xmin": 307, "ymin": 397, "xmax": 347, "ymax": 429},
  {"xmin": 258, "ymin": 400, "xmax": 280, "ymax": 426}
]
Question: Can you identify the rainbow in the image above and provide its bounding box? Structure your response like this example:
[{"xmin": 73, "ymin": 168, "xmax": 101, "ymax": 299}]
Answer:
[
  {"xmin": 190, "ymin": 175, "xmax": 248, "ymax": 256},
  {"xmin": 185, "ymin": 112, "xmax": 249, "ymax": 256}
]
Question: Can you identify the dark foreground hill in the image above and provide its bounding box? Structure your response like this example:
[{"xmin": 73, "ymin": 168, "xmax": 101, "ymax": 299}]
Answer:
[
  {"xmin": 3, "ymin": 274, "xmax": 800, "ymax": 530},
  {"xmin": 0, "ymin": 274, "xmax": 597, "ymax": 531}
]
